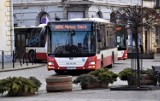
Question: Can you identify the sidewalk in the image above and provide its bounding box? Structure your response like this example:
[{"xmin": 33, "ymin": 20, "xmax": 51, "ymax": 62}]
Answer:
[
  {"xmin": 154, "ymin": 53, "xmax": 160, "ymax": 62},
  {"xmin": 0, "ymin": 62, "xmax": 46, "ymax": 72}
]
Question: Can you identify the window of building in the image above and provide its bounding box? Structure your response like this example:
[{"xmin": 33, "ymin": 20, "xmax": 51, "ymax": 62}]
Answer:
[
  {"xmin": 68, "ymin": 12, "xmax": 84, "ymax": 20},
  {"xmin": 39, "ymin": 13, "xmax": 49, "ymax": 24},
  {"xmin": 110, "ymin": 12, "xmax": 116, "ymax": 23},
  {"xmin": 14, "ymin": 14, "xmax": 18, "ymax": 27},
  {"xmin": 156, "ymin": 0, "xmax": 160, "ymax": 8},
  {"xmin": 155, "ymin": 26, "xmax": 160, "ymax": 47},
  {"xmin": 97, "ymin": 11, "xmax": 103, "ymax": 18}
]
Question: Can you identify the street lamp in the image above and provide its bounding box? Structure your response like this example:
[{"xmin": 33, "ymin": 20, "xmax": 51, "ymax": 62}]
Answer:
[{"xmin": 10, "ymin": 0, "xmax": 14, "ymax": 53}]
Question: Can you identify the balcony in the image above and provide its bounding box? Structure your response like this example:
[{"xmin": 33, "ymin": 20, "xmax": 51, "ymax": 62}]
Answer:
[
  {"xmin": 13, "ymin": 0, "xmax": 141, "ymax": 6},
  {"xmin": 13, "ymin": 0, "xmax": 94, "ymax": 7},
  {"xmin": 13, "ymin": 0, "xmax": 93, "ymax": 4},
  {"xmin": 13, "ymin": 0, "xmax": 60, "ymax": 4}
]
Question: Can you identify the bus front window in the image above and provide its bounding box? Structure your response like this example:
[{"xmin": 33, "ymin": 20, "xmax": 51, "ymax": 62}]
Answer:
[{"xmin": 51, "ymin": 31, "xmax": 96, "ymax": 57}]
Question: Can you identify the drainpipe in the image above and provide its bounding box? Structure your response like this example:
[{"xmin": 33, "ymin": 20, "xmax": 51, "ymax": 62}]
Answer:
[{"xmin": 10, "ymin": 0, "xmax": 14, "ymax": 54}]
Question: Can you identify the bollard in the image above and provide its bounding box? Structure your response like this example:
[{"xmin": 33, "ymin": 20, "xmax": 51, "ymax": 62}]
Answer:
[
  {"xmin": 23, "ymin": 52, "xmax": 25, "ymax": 64},
  {"xmin": 19, "ymin": 51, "xmax": 22, "ymax": 67},
  {"xmin": 2, "ymin": 51, "xmax": 4, "ymax": 69},
  {"xmin": 25, "ymin": 49, "xmax": 28, "ymax": 66},
  {"xmin": 12, "ymin": 50, "xmax": 15, "ymax": 68},
  {"xmin": 35, "ymin": 49, "xmax": 36, "ymax": 64}
]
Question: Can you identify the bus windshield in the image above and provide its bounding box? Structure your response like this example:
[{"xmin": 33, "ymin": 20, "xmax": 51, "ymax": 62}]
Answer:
[{"xmin": 49, "ymin": 30, "xmax": 96, "ymax": 57}]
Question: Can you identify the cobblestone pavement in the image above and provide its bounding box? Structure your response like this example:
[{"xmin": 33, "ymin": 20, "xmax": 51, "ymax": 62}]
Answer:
[{"xmin": 0, "ymin": 58, "xmax": 160, "ymax": 101}]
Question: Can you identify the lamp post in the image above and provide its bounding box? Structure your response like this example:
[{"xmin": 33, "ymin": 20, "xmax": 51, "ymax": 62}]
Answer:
[
  {"xmin": 141, "ymin": 0, "xmax": 143, "ymax": 7},
  {"xmin": 10, "ymin": 0, "xmax": 14, "ymax": 54}
]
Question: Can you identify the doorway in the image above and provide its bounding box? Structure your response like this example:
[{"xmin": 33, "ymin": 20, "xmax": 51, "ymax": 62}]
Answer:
[
  {"xmin": 15, "ymin": 32, "xmax": 26, "ymax": 58},
  {"xmin": 145, "ymin": 30, "xmax": 148, "ymax": 53}
]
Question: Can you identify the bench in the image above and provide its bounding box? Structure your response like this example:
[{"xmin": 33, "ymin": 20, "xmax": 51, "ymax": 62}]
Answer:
[{"xmin": 152, "ymin": 66, "xmax": 160, "ymax": 86}]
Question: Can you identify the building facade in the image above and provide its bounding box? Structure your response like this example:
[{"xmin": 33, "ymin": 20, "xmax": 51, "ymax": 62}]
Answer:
[
  {"xmin": 13, "ymin": 0, "xmax": 160, "ymax": 54},
  {"xmin": 141, "ymin": 0, "xmax": 157, "ymax": 54},
  {"xmin": 13, "ymin": 0, "xmax": 141, "ymax": 26},
  {"xmin": 0, "ymin": 0, "xmax": 13, "ymax": 62},
  {"xmin": 155, "ymin": 0, "xmax": 160, "ymax": 53}
]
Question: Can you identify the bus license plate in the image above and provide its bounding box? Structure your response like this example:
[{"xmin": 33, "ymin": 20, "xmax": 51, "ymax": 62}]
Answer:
[{"xmin": 67, "ymin": 67, "xmax": 76, "ymax": 70}]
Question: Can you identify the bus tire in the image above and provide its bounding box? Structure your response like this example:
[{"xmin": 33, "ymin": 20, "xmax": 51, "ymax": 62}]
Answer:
[
  {"xmin": 28, "ymin": 50, "xmax": 36, "ymax": 63},
  {"xmin": 46, "ymin": 76, "xmax": 72, "ymax": 92},
  {"xmin": 108, "ymin": 51, "xmax": 114, "ymax": 68}
]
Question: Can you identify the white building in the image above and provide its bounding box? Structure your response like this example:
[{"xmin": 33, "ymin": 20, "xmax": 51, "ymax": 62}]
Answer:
[
  {"xmin": 13, "ymin": 0, "xmax": 141, "ymax": 27},
  {"xmin": 0, "ymin": 0, "xmax": 13, "ymax": 62},
  {"xmin": 16, "ymin": 0, "xmax": 159, "ymax": 57}
]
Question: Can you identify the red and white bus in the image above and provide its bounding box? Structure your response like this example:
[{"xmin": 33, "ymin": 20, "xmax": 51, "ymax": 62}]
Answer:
[
  {"xmin": 115, "ymin": 26, "xmax": 128, "ymax": 60},
  {"xmin": 47, "ymin": 18, "xmax": 118, "ymax": 74},
  {"xmin": 14, "ymin": 24, "xmax": 47, "ymax": 62}
]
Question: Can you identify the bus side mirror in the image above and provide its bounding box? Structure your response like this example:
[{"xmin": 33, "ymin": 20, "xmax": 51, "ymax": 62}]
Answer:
[{"xmin": 97, "ymin": 29, "xmax": 101, "ymax": 42}]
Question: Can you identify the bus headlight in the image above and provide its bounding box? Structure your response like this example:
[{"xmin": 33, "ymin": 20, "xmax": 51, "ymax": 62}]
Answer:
[
  {"xmin": 89, "ymin": 61, "xmax": 95, "ymax": 65},
  {"xmin": 48, "ymin": 62, "xmax": 54, "ymax": 66}
]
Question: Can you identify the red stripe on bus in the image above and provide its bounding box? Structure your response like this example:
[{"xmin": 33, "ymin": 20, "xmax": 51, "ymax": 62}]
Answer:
[{"xmin": 36, "ymin": 53, "xmax": 47, "ymax": 60}]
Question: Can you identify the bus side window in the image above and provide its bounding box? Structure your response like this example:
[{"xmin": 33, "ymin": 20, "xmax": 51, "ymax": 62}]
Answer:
[
  {"xmin": 97, "ymin": 29, "xmax": 101, "ymax": 42},
  {"xmin": 104, "ymin": 30, "xmax": 109, "ymax": 49},
  {"xmin": 40, "ymin": 27, "xmax": 46, "ymax": 47}
]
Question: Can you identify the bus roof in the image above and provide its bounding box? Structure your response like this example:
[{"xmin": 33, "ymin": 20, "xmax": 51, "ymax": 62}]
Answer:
[
  {"xmin": 48, "ymin": 18, "xmax": 111, "ymax": 24},
  {"xmin": 14, "ymin": 26, "xmax": 42, "ymax": 29},
  {"xmin": 14, "ymin": 24, "xmax": 46, "ymax": 29},
  {"xmin": 70, "ymin": 18, "xmax": 111, "ymax": 23}
]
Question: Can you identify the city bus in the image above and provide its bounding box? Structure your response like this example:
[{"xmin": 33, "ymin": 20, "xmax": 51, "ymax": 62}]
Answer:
[
  {"xmin": 115, "ymin": 26, "xmax": 128, "ymax": 60},
  {"xmin": 47, "ymin": 18, "xmax": 118, "ymax": 74},
  {"xmin": 14, "ymin": 24, "xmax": 47, "ymax": 62}
]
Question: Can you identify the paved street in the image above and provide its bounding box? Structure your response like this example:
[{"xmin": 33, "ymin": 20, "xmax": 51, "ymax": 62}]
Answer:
[
  {"xmin": 0, "ymin": 58, "xmax": 46, "ymax": 72},
  {"xmin": 0, "ymin": 59, "xmax": 160, "ymax": 101}
]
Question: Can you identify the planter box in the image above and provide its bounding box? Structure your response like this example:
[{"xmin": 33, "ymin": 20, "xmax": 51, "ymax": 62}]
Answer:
[
  {"xmin": 157, "ymin": 48, "xmax": 160, "ymax": 53},
  {"xmin": 128, "ymin": 53, "xmax": 154, "ymax": 59},
  {"xmin": 81, "ymin": 82, "xmax": 108, "ymax": 90},
  {"xmin": 127, "ymin": 74, "xmax": 156, "ymax": 86},
  {"xmin": 46, "ymin": 76, "xmax": 72, "ymax": 92},
  {"xmin": 16, "ymin": 92, "xmax": 36, "ymax": 96}
]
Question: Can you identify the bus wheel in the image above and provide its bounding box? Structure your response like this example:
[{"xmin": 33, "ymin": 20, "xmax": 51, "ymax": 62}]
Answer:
[
  {"xmin": 108, "ymin": 64, "xmax": 112, "ymax": 68},
  {"xmin": 28, "ymin": 50, "xmax": 36, "ymax": 63},
  {"xmin": 108, "ymin": 52, "xmax": 114, "ymax": 68}
]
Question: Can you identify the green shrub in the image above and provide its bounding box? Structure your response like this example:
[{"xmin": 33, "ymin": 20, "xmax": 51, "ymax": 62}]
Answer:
[
  {"xmin": 73, "ymin": 68, "xmax": 118, "ymax": 89},
  {"xmin": 118, "ymin": 68, "xmax": 135, "ymax": 81},
  {"xmin": 118, "ymin": 68, "xmax": 157, "ymax": 86},
  {"xmin": 29, "ymin": 76, "xmax": 42, "ymax": 89},
  {"xmin": 119, "ymin": 68, "xmax": 154, "ymax": 81},
  {"xmin": 73, "ymin": 74, "xmax": 97, "ymax": 88},
  {"xmin": 143, "ymin": 68, "xmax": 154, "ymax": 77},
  {"xmin": 0, "ymin": 76, "xmax": 41, "ymax": 96}
]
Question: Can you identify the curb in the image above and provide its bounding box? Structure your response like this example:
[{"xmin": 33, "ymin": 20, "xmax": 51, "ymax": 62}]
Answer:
[{"xmin": 0, "ymin": 64, "xmax": 46, "ymax": 72}]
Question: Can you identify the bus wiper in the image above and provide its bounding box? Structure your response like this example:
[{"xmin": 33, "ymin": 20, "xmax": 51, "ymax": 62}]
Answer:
[
  {"xmin": 70, "ymin": 45, "xmax": 78, "ymax": 53},
  {"xmin": 64, "ymin": 45, "xmax": 78, "ymax": 54},
  {"xmin": 54, "ymin": 46, "xmax": 66, "ymax": 54},
  {"xmin": 67, "ymin": 29, "xmax": 75, "ymax": 46}
]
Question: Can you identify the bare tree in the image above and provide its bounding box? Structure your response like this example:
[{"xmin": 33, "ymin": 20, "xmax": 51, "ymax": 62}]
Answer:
[{"xmin": 112, "ymin": 6, "xmax": 160, "ymax": 87}]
